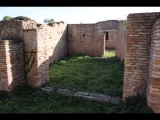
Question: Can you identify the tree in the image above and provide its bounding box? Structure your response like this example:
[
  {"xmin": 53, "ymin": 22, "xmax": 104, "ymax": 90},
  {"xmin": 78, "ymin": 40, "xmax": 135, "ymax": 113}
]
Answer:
[
  {"xmin": 44, "ymin": 18, "xmax": 49, "ymax": 24},
  {"xmin": 43, "ymin": 18, "xmax": 55, "ymax": 24},
  {"xmin": 12, "ymin": 16, "xmax": 32, "ymax": 20},
  {"xmin": 2, "ymin": 16, "xmax": 13, "ymax": 21},
  {"xmin": 49, "ymin": 18, "xmax": 54, "ymax": 23},
  {"xmin": 2, "ymin": 16, "xmax": 33, "ymax": 21}
]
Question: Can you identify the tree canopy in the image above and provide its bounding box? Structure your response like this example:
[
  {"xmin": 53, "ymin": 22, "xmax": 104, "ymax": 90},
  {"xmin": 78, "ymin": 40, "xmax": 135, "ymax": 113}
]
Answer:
[
  {"xmin": 2, "ymin": 16, "xmax": 13, "ymax": 21},
  {"xmin": 2, "ymin": 16, "xmax": 36, "ymax": 22},
  {"xmin": 11, "ymin": 16, "xmax": 32, "ymax": 20},
  {"xmin": 43, "ymin": 18, "xmax": 55, "ymax": 24}
]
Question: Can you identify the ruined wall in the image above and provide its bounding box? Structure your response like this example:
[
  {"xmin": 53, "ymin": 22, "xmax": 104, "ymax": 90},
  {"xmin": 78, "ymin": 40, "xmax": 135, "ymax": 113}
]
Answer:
[
  {"xmin": 0, "ymin": 20, "xmax": 67, "ymax": 88},
  {"xmin": 0, "ymin": 20, "xmax": 36, "ymax": 41},
  {"xmin": 0, "ymin": 21, "xmax": 36, "ymax": 90},
  {"xmin": 123, "ymin": 12, "xmax": 160, "ymax": 100},
  {"xmin": 0, "ymin": 21, "xmax": 23, "ymax": 41},
  {"xmin": 147, "ymin": 19, "xmax": 160, "ymax": 113},
  {"xmin": 116, "ymin": 20, "xmax": 126, "ymax": 61},
  {"xmin": 47, "ymin": 22, "xmax": 67, "ymax": 63},
  {"xmin": 68, "ymin": 20, "xmax": 119, "ymax": 57},
  {"xmin": 0, "ymin": 40, "xmax": 24, "ymax": 91},
  {"xmin": 23, "ymin": 22, "xmax": 67, "ymax": 87},
  {"xmin": 105, "ymin": 31, "xmax": 117, "ymax": 49},
  {"xmin": 36, "ymin": 22, "xmax": 67, "ymax": 87},
  {"xmin": 23, "ymin": 30, "xmax": 38, "ymax": 87},
  {"xmin": 67, "ymin": 24, "xmax": 102, "ymax": 56}
]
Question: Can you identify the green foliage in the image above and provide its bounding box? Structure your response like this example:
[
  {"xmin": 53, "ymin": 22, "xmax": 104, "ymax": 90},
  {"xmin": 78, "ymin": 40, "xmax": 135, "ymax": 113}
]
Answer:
[
  {"xmin": 2, "ymin": 16, "xmax": 35, "ymax": 22},
  {"xmin": 12, "ymin": 16, "xmax": 31, "ymax": 20},
  {"xmin": 49, "ymin": 18, "xmax": 54, "ymax": 23},
  {"xmin": 2, "ymin": 16, "xmax": 13, "ymax": 21},
  {"xmin": 43, "ymin": 18, "xmax": 55, "ymax": 24}
]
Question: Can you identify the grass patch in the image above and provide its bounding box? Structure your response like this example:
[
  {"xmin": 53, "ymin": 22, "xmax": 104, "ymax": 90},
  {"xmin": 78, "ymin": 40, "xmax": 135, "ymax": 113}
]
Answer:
[
  {"xmin": 0, "ymin": 85, "xmax": 153, "ymax": 113},
  {"xmin": 49, "ymin": 49, "xmax": 123, "ymax": 97},
  {"xmin": 103, "ymin": 48, "xmax": 116, "ymax": 57},
  {"xmin": 0, "ymin": 49, "xmax": 153, "ymax": 113}
]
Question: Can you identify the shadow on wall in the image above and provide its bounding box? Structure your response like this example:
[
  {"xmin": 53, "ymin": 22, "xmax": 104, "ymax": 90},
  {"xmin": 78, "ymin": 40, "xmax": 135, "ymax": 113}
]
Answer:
[
  {"xmin": 0, "ymin": 40, "xmax": 25, "ymax": 92},
  {"xmin": 24, "ymin": 22, "xmax": 68, "ymax": 88},
  {"xmin": 48, "ymin": 26, "xmax": 67, "ymax": 64},
  {"xmin": 0, "ymin": 20, "xmax": 68, "ymax": 91}
]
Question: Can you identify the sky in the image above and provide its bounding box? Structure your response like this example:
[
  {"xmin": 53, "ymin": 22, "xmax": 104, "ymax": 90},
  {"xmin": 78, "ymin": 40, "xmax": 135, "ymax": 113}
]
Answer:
[{"xmin": 0, "ymin": 7, "xmax": 160, "ymax": 24}]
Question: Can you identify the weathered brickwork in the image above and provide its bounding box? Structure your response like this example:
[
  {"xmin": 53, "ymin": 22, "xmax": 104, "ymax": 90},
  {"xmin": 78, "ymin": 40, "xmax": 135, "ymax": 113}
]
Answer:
[
  {"xmin": 123, "ymin": 12, "xmax": 160, "ymax": 101},
  {"xmin": 46, "ymin": 22, "xmax": 67, "ymax": 63},
  {"xmin": 67, "ymin": 24, "xmax": 102, "ymax": 56},
  {"xmin": 23, "ymin": 30, "xmax": 38, "ymax": 87},
  {"xmin": 105, "ymin": 31, "xmax": 117, "ymax": 49},
  {"xmin": 0, "ymin": 20, "xmax": 67, "ymax": 88},
  {"xmin": 116, "ymin": 20, "xmax": 126, "ymax": 61},
  {"xmin": 23, "ymin": 22, "xmax": 67, "ymax": 87},
  {"xmin": 68, "ymin": 20, "xmax": 119, "ymax": 57},
  {"xmin": 0, "ymin": 40, "xmax": 25, "ymax": 91},
  {"xmin": 1, "ymin": 13, "xmax": 160, "ymax": 113},
  {"xmin": 147, "ymin": 19, "xmax": 160, "ymax": 113}
]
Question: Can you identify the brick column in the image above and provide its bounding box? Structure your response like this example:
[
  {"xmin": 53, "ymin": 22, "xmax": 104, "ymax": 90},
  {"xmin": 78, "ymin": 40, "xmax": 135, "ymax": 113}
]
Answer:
[
  {"xmin": 0, "ymin": 40, "xmax": 25, "ymax": 91},
  {"xmin": 123, "ymin": 12, "xmax": 160, "ymax": 99},
  {"xmin": 147, "ymin": 19, "xmax": 160, "ymax": 113}
]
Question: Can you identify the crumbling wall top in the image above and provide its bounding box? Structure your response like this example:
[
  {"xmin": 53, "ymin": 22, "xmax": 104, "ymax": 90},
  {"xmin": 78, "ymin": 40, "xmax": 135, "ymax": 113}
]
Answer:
[{"xmin": 22, "ymin": 20, "xmax": 37, "ymax": 30}]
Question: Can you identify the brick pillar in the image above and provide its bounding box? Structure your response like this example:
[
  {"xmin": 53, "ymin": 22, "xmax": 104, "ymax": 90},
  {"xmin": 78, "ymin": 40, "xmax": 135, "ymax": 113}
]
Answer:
[
  {"xmin": 116, "ymin": 20, "xmax": 126, "ymax": 61},
  {"xmin": 0, "ymin": 40, "xmax": 25, "ymax": 91},
  {"xmin": 147, "ymin": 19, "xmax": 160, "ymax": 113},
  {"xmin": 123, "ymin": 12, "xmax": 160, "ymax": 100}
]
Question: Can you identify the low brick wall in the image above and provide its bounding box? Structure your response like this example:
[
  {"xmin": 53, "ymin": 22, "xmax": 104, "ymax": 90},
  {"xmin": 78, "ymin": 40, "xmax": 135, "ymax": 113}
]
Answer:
[{"xmin": 0, "ymin": 40, "xmax": 25, "ymax": 91}]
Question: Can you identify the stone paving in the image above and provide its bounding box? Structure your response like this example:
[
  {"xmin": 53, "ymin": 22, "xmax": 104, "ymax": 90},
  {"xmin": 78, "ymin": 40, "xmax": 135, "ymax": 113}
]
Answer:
[{"xmin": 42, "ymin": 87, "xmax": 120, "ymax": 104}]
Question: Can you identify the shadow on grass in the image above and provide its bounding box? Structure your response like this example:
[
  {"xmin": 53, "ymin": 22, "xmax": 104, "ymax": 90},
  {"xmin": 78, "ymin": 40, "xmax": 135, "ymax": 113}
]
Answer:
[{"xmin": 0, "ymin": 85, "xmax": 153, "ymax": 113}]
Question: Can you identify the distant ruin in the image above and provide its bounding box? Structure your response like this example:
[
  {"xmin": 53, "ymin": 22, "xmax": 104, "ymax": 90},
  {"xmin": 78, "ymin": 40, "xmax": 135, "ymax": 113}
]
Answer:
[{"xmin": 0, "ymin": 12, "xmax": 160, "ymax": 113}]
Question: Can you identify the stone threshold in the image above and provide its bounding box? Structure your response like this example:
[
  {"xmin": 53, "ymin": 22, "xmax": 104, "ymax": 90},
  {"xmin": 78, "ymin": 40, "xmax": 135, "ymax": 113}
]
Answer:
[{"xmin": 42, "ymin": 87, "xmax": 121, "ymax": 104}]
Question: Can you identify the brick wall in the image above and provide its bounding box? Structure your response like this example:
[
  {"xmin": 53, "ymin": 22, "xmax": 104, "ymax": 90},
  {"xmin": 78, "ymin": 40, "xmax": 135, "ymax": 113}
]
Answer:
[
  {"xmin": 47, "ymin": 22, "xmax": 67, "ymax": 63},
  {"xmin": 0, "ymin": 20, "xmax": 36, "ymax": 90},
  {"xmin": 23, "ymin": 22, "xmax": 67, "ymax": 87},
  {"xmin": 123, "ymin": 12, "xmax": 160, "ymax": 100},
  {"xmin": 23, "ymin": 30, "xmax": 38, "ymax": 87},
  {"xmin": 67, "ymin": 24, "xmax": 102, "ymax": 56},
  {"xmin": 105, "ymin": 31, "xmax": 117, "ymax": 49},
  {"xmin": 116, "ymin": 20, "xmax": 126, "ymax": 61},
  {"xmin": 0, "ymin": 40, "xmax": 25, "ymax": 91},
  {"xmin": 147, "ymin": 19, "xmax": 160, "ymax": 113},
  {"xmin": 0, "ymin": 20, "xmax": 67, "ymax": 89},
  {"xmin": 68, "ymin": 20, "xmax": 119, "ymax": 57}
]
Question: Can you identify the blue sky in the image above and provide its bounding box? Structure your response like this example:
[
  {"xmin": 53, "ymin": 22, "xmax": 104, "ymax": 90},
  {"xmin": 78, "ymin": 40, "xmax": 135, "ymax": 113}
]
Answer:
[{"xmin": 0, "ymin": 7, "xmax": 160, "ymax": 24}]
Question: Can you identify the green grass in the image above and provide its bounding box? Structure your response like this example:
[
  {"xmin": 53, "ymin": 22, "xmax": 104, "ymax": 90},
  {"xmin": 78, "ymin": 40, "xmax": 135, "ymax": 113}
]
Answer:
[
  {"xmin": 49, "ymin": 49, "xmax": 123, "ymax": 97},
  {"xmin": 103, "ymin": 48, "xmax": 116, "ymax": 58},
  {"xmin": 0, "ymin": 85, "xmax": 153, "ymax": 113},
  {"xmin": 0, "ymin": 49, "xmax": 153, "ymax": 113}
]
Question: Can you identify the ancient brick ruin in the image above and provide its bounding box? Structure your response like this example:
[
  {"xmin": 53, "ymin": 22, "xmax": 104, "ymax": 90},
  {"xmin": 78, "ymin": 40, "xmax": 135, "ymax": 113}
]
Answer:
[{"xmin": 0, "ymin": 12, "xmax": 160, "ymax": 113}]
